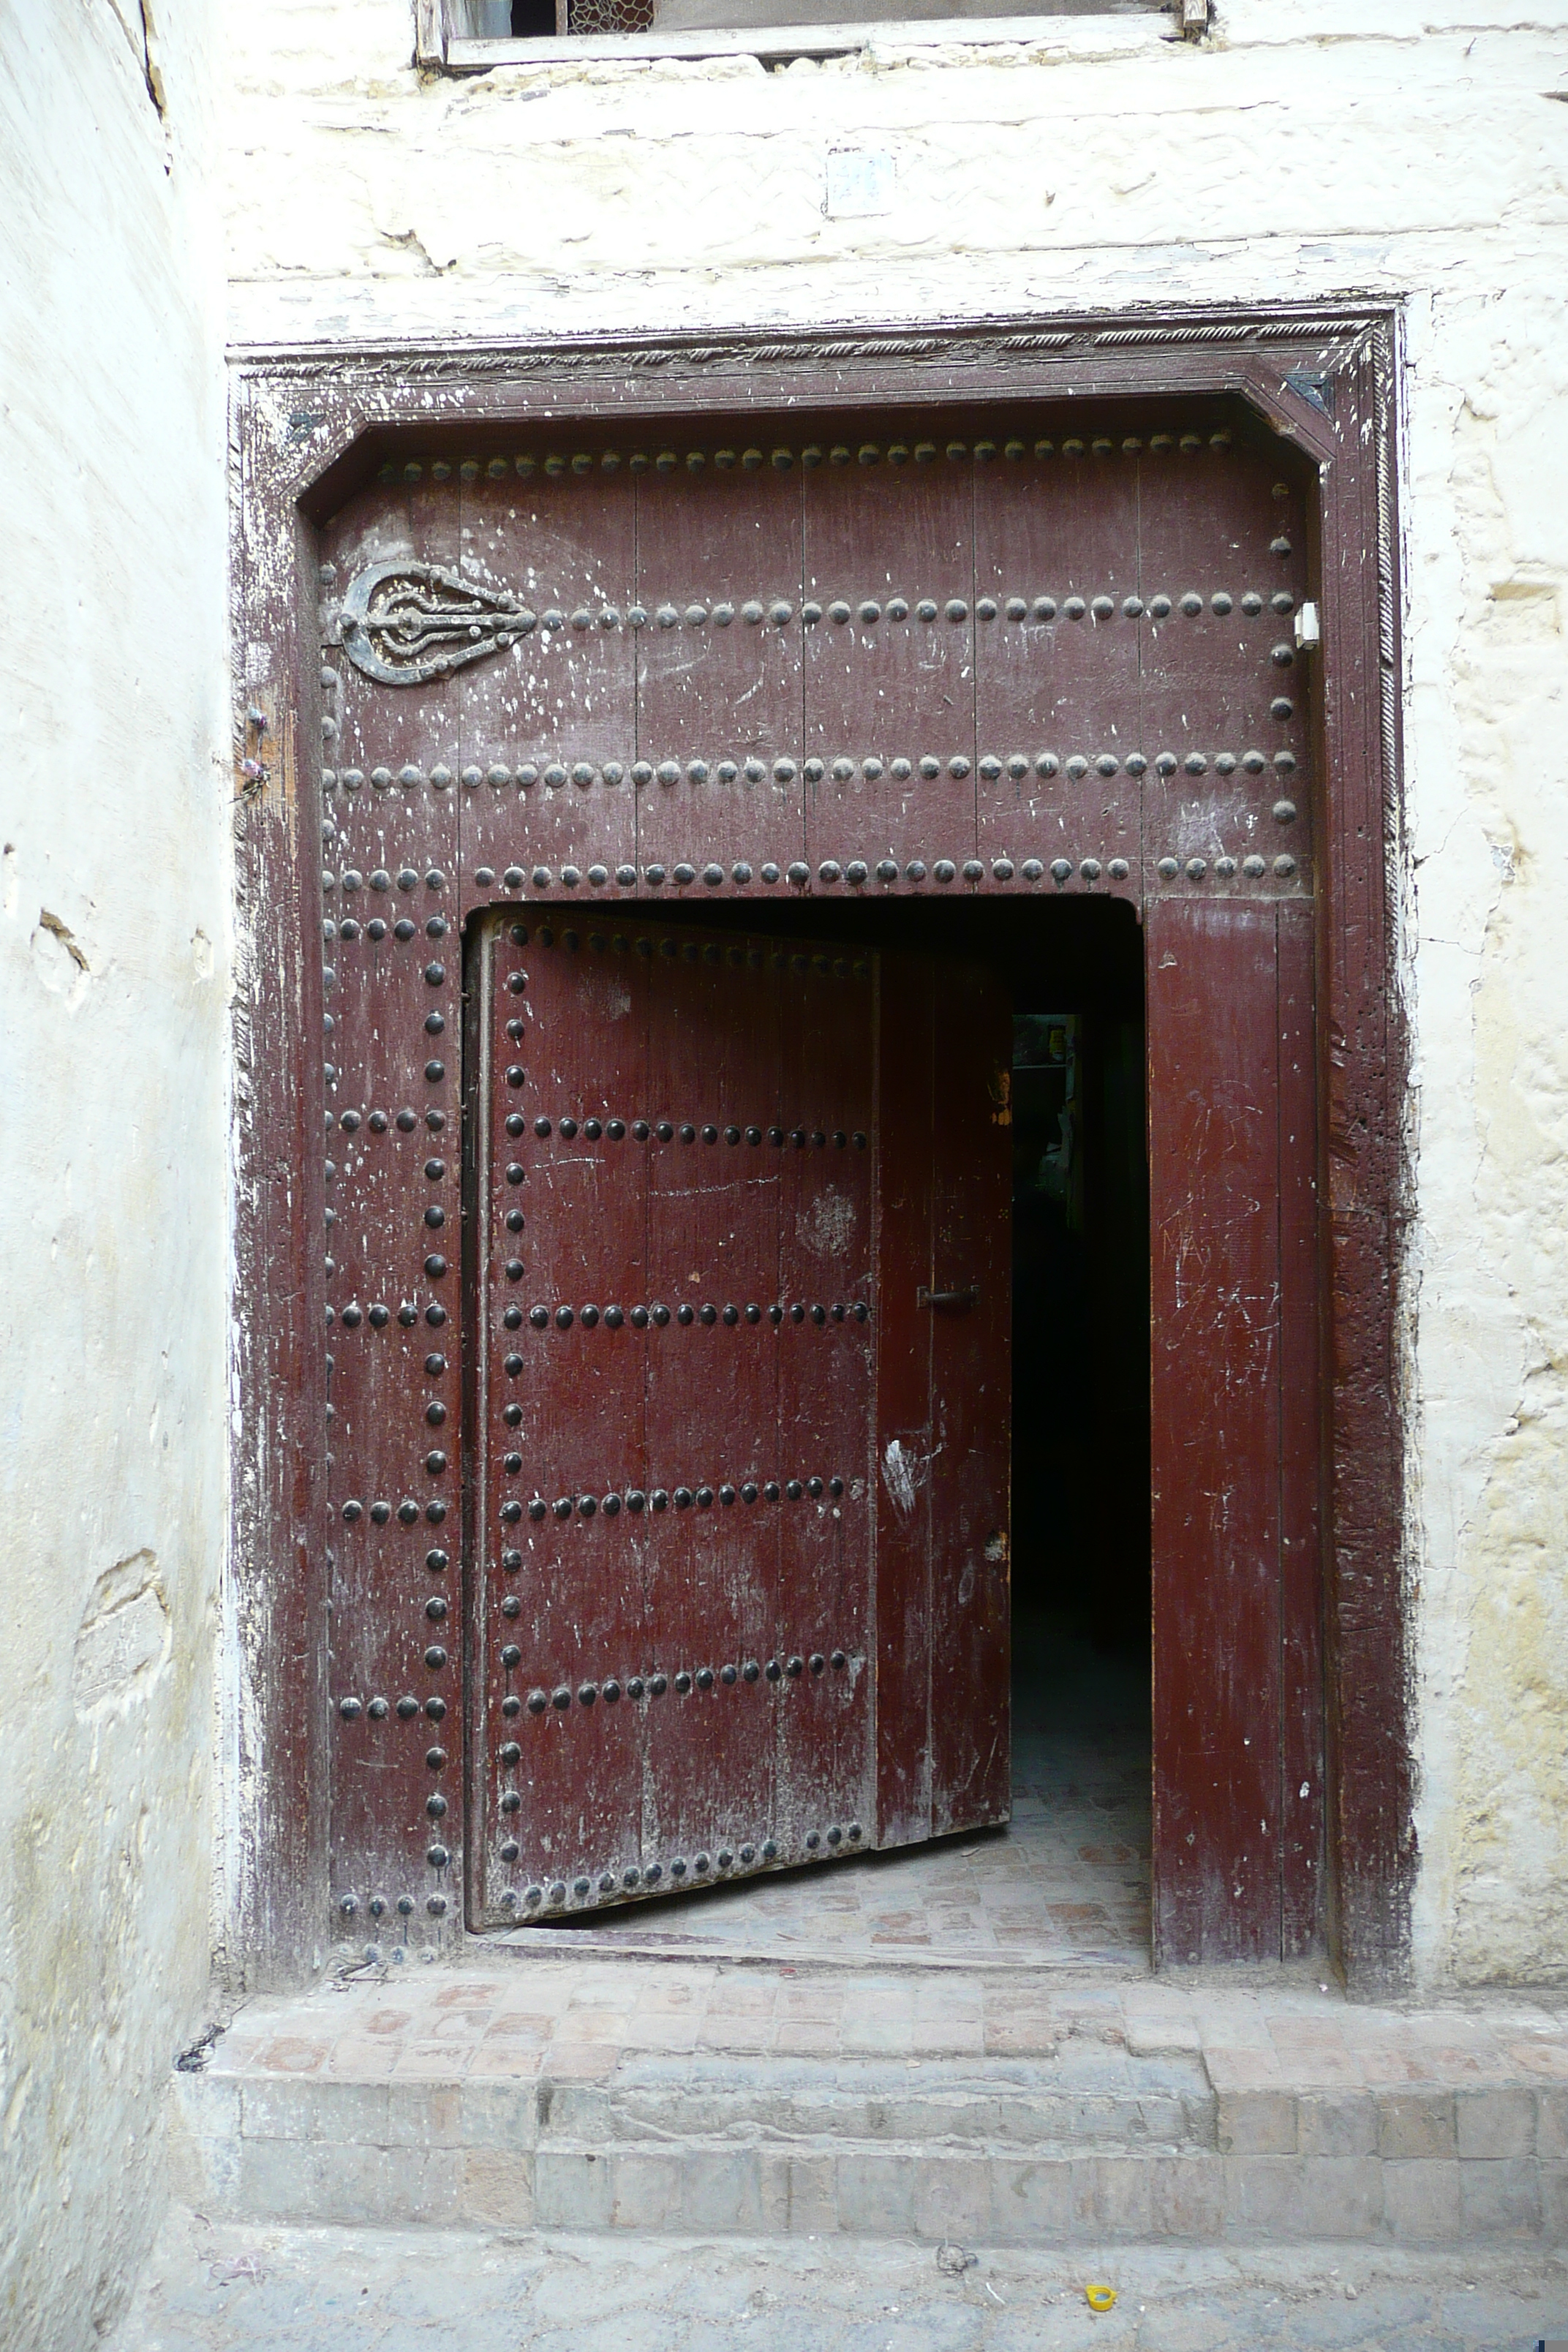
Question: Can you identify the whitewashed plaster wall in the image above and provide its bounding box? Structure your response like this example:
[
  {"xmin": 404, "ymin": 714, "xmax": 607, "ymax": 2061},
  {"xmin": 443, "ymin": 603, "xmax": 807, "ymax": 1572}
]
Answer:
[
  {"xmin": 225, "ymin": 0, "xmax": 1568, "ymax": 1986},
  {"xmin": 0, "ymin": 4, "xmax": 228, "ymax": 2343}
]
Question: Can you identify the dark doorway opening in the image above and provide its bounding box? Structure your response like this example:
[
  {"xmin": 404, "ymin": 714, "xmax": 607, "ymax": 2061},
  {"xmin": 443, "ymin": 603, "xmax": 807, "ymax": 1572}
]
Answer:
[{"xmin": 487, "ymin": 890, "xmax": 1152, "ymax": 1967}]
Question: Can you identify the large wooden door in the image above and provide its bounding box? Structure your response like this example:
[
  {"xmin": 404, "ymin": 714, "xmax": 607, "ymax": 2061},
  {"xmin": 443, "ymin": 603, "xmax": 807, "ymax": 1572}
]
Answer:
[
  {"xmin": 317, "ymin": 403, "xmax": 1322, "ymax": 1959},
  {"xmin": 466, "ymin": 913, "xmax": 1009, "ymax": 1920}
]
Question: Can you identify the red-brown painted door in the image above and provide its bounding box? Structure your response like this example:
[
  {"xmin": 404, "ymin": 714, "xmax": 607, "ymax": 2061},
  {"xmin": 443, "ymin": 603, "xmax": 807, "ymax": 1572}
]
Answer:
[
  {"xmin": 1147, "ymin": 897, "xmax": 1322, "ymax": 1964},
  {"xmin": 320, "ymin": 407, "xmax": 1322, "ymax": 1961},
  {"xmin": 466, "ymin": 913, "xmax": 1010, "ymax": 1921}
]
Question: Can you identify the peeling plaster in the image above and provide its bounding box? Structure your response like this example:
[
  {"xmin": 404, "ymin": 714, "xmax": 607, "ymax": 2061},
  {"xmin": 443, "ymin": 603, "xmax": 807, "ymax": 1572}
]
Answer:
[{"xmin": 0, "ymin": 0, "xmax": 227, "ymax": 2342}]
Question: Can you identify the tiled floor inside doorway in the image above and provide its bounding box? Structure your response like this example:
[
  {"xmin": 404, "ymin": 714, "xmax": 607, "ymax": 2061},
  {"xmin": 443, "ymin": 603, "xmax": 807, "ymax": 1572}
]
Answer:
[{"xmin": 499, "ymin": 1618, "xmax": 1150, "ymax": 1972}]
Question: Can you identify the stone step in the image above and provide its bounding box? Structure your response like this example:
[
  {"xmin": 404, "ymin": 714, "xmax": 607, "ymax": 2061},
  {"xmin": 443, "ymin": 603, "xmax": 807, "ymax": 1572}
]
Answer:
[{"xmin": 170, "ymin": 1960, "xmax": 1568, "ymax": 2248}]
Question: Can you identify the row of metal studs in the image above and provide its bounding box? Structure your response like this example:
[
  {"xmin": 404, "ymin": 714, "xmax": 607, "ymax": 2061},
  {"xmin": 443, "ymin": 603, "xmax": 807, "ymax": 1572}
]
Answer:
[
  {"xmin": 336, "ymin": 1692, "xmax": 450, "ymax": 1722},
  {"xmin": 339, "ymin": 585, "xmax": 1294, "ymax": 647},
  {"xmin": 499, "ymin": 1477, "xmax": 851, "ymax": 1526},
  {"xmin": 519, "ymin": 932, "xmax": 867, "ymax": 973},
  {"xmin": 326, "ymin": 747, "xmax": 1296, "ymax": 804},
  {"xmin": 330, "ymin": 732, "xmax": 1300, "ymax": 794},
  {"xmin": 481, "ymin": 856, "xmax": 1131, "ymax": 890},
  {"xmin": 510, "ymin": 1118, "xmax": 865, "ymax": 1146},
  {"xmin": 326, "ymin": 932, "xmax": 458, "ymax": 1882},
  {"xmin": 507, "ymin": 1650, "xmax": 853, "ymax": 1708},
  {"xmin": 372, "ymin": 429, "xmax": 1237, "ymax": 486},
  {"xmin": 494, "ymin": 1826, "xmax": 864, "ymax": 1907},
  {"xmin": 505, "ymin": 1303, "xmax": 870, "ymax": 1333},
  {"xmin": 339, "ymin": 1890, "xmax": 448, "ymax": 1920}
]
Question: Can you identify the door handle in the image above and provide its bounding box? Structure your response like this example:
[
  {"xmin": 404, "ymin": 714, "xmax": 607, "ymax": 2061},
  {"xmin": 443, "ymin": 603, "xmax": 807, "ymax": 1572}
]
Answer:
[{"xmin": 917, "ymin": 1283, "xmax": 980, "ymax": 1309}]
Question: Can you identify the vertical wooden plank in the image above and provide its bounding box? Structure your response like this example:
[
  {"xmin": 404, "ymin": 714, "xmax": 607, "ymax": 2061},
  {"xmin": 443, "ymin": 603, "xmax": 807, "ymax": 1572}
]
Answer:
[
  {"xmin": 973, "ymin": 440, "xmax": 1140, "ymax": 893},
  {"xmin": 1277, "ymin": 895, "xmax": 1327, "ymax": 1956},
  {"xmin": 320, "ymin": 470, "xmax": 466, "ymax": 1935},
  {"xmin": 1137, "ymin": 440, "xmax": 1313, "ymax": 902},
  {"xmin": 640, "ymin": 933, "xmax": 784, "ymax": 1872},
  {"xmin": 1147, "ymin": 897, "xmax": 1285, "ymax": 1964},
  {"xmin": 460, "ymin": 453, "xmax": 638, "ymax": 898},
  {"xmin": 803, "ymin": 441, "xmax": 975, "ymax": 876},
  {"xmin": 926, "ymin": 959, "xmax": 1013, "ymax": 1836},
  {"xmin": 230, "ymin": 393, "xmax": 332, "ymax": 1983},
  {"xmin": 772, "ymin": 949, "xmax": 878, "ymax": 1852},
  {"xmin": 633, "ymin": 451, "xmax": 806, "ymax": 886},
  {"xmin": 872, "ymin": 952, "xmax": 935, "ymax": 1847}
]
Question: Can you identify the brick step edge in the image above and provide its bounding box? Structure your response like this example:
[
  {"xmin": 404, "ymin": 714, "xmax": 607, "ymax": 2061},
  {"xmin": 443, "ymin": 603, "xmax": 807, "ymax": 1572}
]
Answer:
[
  {"xmin": 189, "ymin": 2074, "xmax": 1220, "ymax": 2150},
  {"xmin": 172, "ymin": 2117, "xmax": 1568, "ymax": 2246}
]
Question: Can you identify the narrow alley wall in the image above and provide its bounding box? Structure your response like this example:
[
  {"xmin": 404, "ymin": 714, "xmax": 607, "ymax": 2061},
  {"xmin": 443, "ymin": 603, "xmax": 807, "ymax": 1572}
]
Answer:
[
  {"xmin": 225, "ymin": 0, "xmax": 1568, "ymax": 1989},
  {"xmin": 0, "ymin": 4, "xmax": 228, "ymax": 2343}
]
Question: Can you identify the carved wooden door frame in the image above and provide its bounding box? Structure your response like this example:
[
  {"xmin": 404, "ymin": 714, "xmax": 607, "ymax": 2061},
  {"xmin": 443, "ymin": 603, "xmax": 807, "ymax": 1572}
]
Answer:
[{"xmin": 228, "ymin": 304, "xmax": 1410, "ymax": 1994}]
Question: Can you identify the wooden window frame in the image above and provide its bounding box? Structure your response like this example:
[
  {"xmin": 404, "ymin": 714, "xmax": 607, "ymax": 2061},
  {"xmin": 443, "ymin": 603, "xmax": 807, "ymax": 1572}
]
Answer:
[
  {"xmin": 415, "ymin": 0, "xmax": 1196, "ymax": 72},
  {"xmin": 227, "ymin": 302, "xmax": 1407, "ymax": 1995}
]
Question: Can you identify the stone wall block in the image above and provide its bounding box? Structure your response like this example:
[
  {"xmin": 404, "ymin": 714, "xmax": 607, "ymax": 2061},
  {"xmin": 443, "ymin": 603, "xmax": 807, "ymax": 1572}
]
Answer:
[
  {"xmin": 1541, "ymin": 2164, "xmax": 1568, "ymax": 2239},
  {"xmin": 461, "ymin": 2147, "xmax": 535, "ymax": 2228},
  {"xmin": 1297, "ymin": 2091, "xmax": 1378, "ymax": 2158},
  {"xmin": 604, "ymin": 2149, "xmax": 691, "ymax": 2229},
  {"xmin": 540, "ymin": 2081, "xmax": 614, "ymax": 2142},
  {"xmin": 233, "ymin": 2139, "xmax": 455, "ymax": 2227},
  {"xmin": 1376, "ymin": 2090, "xmax": 1457, "ymax": 2160},
  {"xmin": 1458, "ymin": 2157, "xmax": 1542, "ymax": 2236},
  {"xmin": 461, "ymin": 2078, "xmax": 539, "ymax": 2152},
  {"xmin": 1216, "ymin": 2089, "xmax": 1298, "ymax": 2154},
  {"xmin": 1147, "ymin": 2152, "xmax": 1226, "ymax": 2239},
  {"xmin": 912, "ymin": 2155, "xmax": 992, "ymax": 2243},
  {"xmin": 1537, "ymin": 2090, "xmax": 1568, "ymax": 2163},
  {"xmin": 1382, "ymin": 2157, "xmax": 1463, "ymax": 2240},
  {"xmin": 758, "ymin": 2148, "xmax": 837, "ymax": 2234},
  {"xmin": 987, "ymin": 2155, "xmax": 1075, "ymax": 2241},
  {"xmin": 1455, "ymin": 2087, "xmax": 1536, "ymax": 2158},
  {"xmin": 169, "ymin": 2077, "xmax": 238, "ymax": 2209},
  {"xmin": 532, "ymin": 2149, "xmax": 614, "ymax": 2230},
  {"xmin": 377, "ymin": 2081, "xmax": 460, "ymax": 2147},
  {"xmin": 834, "ymin": 2151, "xmax": 916, "ymax": 2236},
  {"xmin": 1224, "ymin": 2155, "xmax": 1382, "ymax": 2239},
  {"xmin": 678, "ymin": 2149, "xmax": 766, "ymax": 2232},
  {"xmin": 1077, "ymin": 2155, "xmax": 1155, "ymax": 2238}
]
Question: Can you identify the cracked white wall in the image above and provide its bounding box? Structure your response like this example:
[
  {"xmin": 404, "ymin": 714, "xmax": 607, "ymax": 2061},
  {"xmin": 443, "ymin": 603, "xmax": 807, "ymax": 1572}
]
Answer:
[
  {"xmin": 225, "ymin": 0, "xmax": 1568, "ymax": 1984},
  {"xmin": 0, "ymin": 4, "xmax": 229, "ymax": 2344}
]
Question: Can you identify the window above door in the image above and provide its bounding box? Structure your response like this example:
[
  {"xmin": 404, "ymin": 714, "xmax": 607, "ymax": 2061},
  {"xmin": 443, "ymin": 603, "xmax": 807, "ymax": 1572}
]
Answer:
[{"xmin": 419, "ymin": 0, "xmax": 1194, "ymax": 72}]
